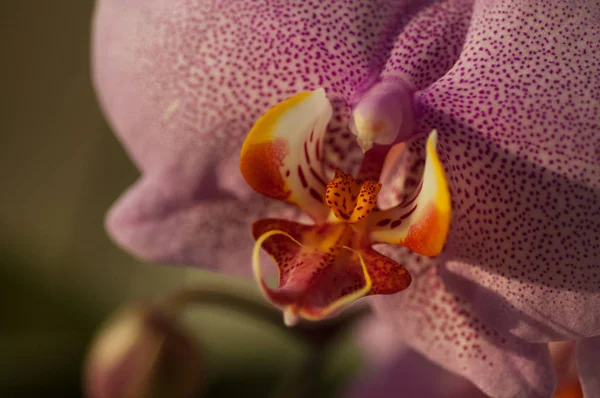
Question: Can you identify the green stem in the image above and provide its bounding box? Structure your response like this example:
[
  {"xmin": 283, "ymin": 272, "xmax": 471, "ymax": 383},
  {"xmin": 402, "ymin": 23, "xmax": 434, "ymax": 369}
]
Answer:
[
  {"xmin": 158, "ymin": 284, "xmax": 369, "ymax": 347},
  {"xmin": 269, "ymin": 346, "xmax": 325, "ymax": 398}
]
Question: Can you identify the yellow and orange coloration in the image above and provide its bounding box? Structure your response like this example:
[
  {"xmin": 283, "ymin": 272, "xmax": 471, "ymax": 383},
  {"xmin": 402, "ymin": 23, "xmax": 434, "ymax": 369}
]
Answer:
[{"xmin": 240, "ymin": 88, "xmax": 451, "ymax": 326}]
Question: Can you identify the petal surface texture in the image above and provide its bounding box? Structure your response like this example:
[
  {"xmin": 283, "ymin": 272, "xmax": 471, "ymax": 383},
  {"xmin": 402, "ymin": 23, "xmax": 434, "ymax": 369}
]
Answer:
[
  {"xmin": 413, "ymin": 0, "xmax": 600, "ymax": 341},
  {"xmin": 94, "ymin": 0, "xmax": 600, "ymax": 379},
  {"xmin": 346, "ymin": 341, "xmax": 487, "ymax": 398},
  {"xmin": 371, "ymin": 253, "xmax": 556, "ymax": 398},
  {"xmin": 104, "ymin": 173, "xmax": 271, "ymax": 275},
  {"xmin": 93, "ymin": 0, "xmax": 466, "ymax": 268}
]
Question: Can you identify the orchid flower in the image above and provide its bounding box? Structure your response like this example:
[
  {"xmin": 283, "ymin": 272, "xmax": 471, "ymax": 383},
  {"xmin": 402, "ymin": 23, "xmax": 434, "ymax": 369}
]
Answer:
[
  {"xmin": 240, "ymin": 89, "xmax": 450, "ymax": 325},
  {"xmin": 93, "ymin": 0, "xmax": 600, "ymax": 397}
]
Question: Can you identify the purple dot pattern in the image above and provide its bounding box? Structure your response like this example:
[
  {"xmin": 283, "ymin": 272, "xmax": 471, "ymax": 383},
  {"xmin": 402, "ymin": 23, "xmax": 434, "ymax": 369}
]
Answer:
[
  {"xmin": 93, "ymin": 0, "xmax": 600, "ymax": 395},
  {"xmin": 381, "ymin": 0, "xmax": 473, "ymax": 90},
  {"xmin": 373, "ymin": 2, "xmax": 600, "ymax": 394},
  {"xmin": 371, "ymin": 248, "xmax": 556, "ymax": 398},
  {"xmin": 94, "ymin": 0, "xmax": 471, "ymax": 271},
  {"xmin": 415, "ymin": 0, "xmax": 600, "ymax": 342}
]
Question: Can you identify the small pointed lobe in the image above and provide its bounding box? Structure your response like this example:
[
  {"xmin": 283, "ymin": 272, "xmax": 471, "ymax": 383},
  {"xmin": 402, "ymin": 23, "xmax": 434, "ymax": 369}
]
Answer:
[{"xmin": 283, "ymin": 309, "xmax": 300, "ymax": 327}]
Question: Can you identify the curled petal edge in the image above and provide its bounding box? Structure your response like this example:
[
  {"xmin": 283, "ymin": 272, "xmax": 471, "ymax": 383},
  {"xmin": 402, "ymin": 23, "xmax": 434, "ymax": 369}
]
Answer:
[{"xmin": 252, "ymin": 229, "xmax": 372, "ymax": 326}]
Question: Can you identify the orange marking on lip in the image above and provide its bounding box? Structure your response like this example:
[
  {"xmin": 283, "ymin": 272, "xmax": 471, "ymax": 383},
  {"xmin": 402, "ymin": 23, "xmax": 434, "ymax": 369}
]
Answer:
[
  {"xmin": 402, "ymin": 203, "xmax": 449, "ymax": 257},
  {"xmin": 240, "ymin": 138, "xmax": 291, "ymax": 201},
  {"xmin": 553, "ymin": 380, "xmax": 582, "ymax": 398}
]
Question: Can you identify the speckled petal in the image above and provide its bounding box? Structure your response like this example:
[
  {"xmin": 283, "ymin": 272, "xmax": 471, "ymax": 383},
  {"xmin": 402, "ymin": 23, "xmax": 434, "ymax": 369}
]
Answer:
[
  {"xmin": 347, "ymin": 0, "xmax": 475, "ymax": 149},
  {"xmin": 93, "ymin": 0, "xmax": 466, "ymax": 267},
  {"xmin": 345, "ymin": 342, "xmax": 487, "ymax": 398},
  {"xmin": 370, "ymin": 253, "xmax": 556, "ymax": 398},
  {"xmin": 411, "ymin": 1, "xmax": 600, "ymax": 340},
  {"xmin": 240, "ymin": 89, "xmax": 332, "ymax": 222},
  {"xmin": 92, "ymin": 0, "xmax": 447, "ymax": 173},
  {"xmin": 105, "ymin": 172, "xmax": 275, "ymax": 274},
  {"xmin": 380, "ymin": 0, "xmax": 474, "ymax": 91},
  {"xmin": 575, "ymin": 336, "xmax": 600, "ymax": 398}
]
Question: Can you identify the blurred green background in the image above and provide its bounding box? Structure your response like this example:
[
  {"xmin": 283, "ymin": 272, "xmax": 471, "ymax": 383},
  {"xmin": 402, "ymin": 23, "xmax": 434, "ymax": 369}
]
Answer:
[{"xmin": 0, "ymin": 2, "xmax": 362, "ymax": 396}]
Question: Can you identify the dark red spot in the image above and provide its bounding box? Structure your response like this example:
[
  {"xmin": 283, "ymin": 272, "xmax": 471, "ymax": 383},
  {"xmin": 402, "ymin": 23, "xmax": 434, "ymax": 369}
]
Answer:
[
  {"xmin": 304, "ymin": 141, "xmax": 310, "ymax": 164},
  {"xmin": 390, "ymin": 220, "xmax": 402, "ymax": 229},
  {"xmin": 310, "ymin": 167, "xmax": 327, "ymax": 187},
  {"xmin": 298, "ymin": 166, "xmax": 308, "ymax": 188},
  {"xmin": 338, "ymin": 211, "xmax": 350, "ymax": 220},
  {"xmin": 401, "ymin": 205, "xmax": 418, "ymax": 219},
  {"xmin": 310, "ymin": 188, "xmax": 323, "ymax": 203},
  {"xmin": 402, "ymin": 182, "xmax": 423, "ymax": 208},
  {"xmin": 315, "ymin": 139, "xmax": 321, "ymax": 160},
  {"xmin": 377, "ymin": 218, "xmax": 391, "ymax": 227}
]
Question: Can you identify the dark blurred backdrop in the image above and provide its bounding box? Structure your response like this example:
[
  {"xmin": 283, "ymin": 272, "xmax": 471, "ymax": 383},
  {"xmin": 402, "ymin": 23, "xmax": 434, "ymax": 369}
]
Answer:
[{"xmin": 0, "ymin": 2, "xmax": 361, "ymax": 397}]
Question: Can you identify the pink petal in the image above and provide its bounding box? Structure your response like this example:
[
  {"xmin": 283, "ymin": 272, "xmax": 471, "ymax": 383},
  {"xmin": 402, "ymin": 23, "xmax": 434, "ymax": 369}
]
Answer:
[
  {"xmin": 346, "ymin": 341, "xmax": 487, "ymax": 398},
  {"xmin": 354, "ymin": 316, "xmax": 405, "ymax": 366},
  {"xmin": 370, "ymin": 251, "xmax": 556, "ymax": 398},
  {"xmin": 92, "ymin": 0, "xmax": 448, "ymax": 172},
  {"xmin": 349, "ymin": 0, "xmax": 474, "ymax": 148},
  {"xmin": 93, "ymin": 0, "xmax": 472, "ymax": 267},
  {"xmin": 411, "ymin": 0, "xmax": 600, "ymax": 340},
  {"xmin": 380, "ymin": 0, "xmax": 473, "ymax": 91},
  {"xmin": 105, "ymin": 171, "xmax": 274, "ymax": 275},
  {"xmin": 575, "ymin": 335, "xmax": 600, "ymax": 398}
]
